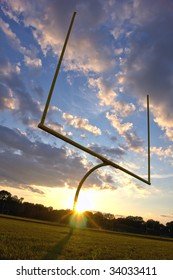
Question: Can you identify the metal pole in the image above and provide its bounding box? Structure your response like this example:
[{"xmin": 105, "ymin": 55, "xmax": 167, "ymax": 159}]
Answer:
[
  {"xmin": 147, "ymin": 95, "xmax": 151, "ymax": 184},
  {"xmin": 40, "ymin": 12, "xmax": 77, "ymax": 125},
  {"xmin": 73, "ymin": 162, "xmax": 108, "ymax": 211}
]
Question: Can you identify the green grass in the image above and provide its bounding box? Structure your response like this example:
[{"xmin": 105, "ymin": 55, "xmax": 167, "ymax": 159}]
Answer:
[{"xmin": 0, "ymin": 215, "xmax": 173, "ymax": 260}]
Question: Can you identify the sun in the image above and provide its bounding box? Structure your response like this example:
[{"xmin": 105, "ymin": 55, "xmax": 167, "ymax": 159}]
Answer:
[
  {"xmin": 74, "ymin": 198, "xmax": 89, "ymax": 214},
  {"xmin": 75, "ymin": 201, "xmax": 86, "ymax": 214},
  {"xmin": 65, "ymin": 189, "xmax": 96, "ymax": 214},
  {"xmin": 74, "ymin": 191, "xmax": 94, "ymax": 214}
]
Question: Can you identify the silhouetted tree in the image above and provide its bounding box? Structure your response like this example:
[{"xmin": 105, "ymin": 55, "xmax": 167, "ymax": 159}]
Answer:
[
  {"xmin": 166, "ymin": 221, "xmax": 173, "ymax": 237},
  {"xmin": 0, "ymin": 190, "xmax": 12, "ymax": 213},
  {"xmin": 146, "ymin": 219, "xmax": 161, "ymax": 235},
  {"xmin": 93, "ymin": 212, "xmax": 105, "ymax": 228},
  {"xmin": 0, "ymin": 190, "xmax": 172, "ymax": 238},
  {"xmin": 0, "ymin": 190, "xmax": 12, "ymax": 200},
  {"xmin": 126, "ymin": 216, "xmax": 145, "ymax": 233}
]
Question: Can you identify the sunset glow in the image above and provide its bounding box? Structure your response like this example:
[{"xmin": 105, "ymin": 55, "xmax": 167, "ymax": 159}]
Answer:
[
  {"xmin": 1, "ymin": 0, "xmax": 173, "ymax": 225},
  {"xmin": 74, "ymin": 200, "xmax": 89, "ymax": 214}
]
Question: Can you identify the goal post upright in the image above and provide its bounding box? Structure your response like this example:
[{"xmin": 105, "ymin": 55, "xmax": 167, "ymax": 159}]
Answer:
[
  {"xmin": 40, "ymin": 12, "xmax": 77, "ymax": 126},
  {"xmin": 147, "ymin": 94, "xmax": 151, "ymax": 184}
]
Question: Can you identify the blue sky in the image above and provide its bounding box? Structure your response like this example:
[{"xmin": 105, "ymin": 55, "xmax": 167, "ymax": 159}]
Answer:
[{"xmin": 0, "ymin": 0, "xmax": 173, "ymax": 223}]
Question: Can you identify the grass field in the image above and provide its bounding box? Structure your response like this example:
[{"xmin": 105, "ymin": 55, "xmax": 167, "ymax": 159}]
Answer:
[{"xmin": 0, "ymin": 215, "xmax": 173, "ymax": 260}]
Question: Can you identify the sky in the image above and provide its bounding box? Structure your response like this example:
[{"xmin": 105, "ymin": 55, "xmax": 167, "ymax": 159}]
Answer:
[{"xmin": 0, "ymin": 0, "xmax": 173, "ymax": 224}]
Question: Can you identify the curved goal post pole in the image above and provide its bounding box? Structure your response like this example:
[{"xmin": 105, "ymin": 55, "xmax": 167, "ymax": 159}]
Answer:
[
  {"xmin": 73, "ymin": 162, "xmax": 108, "ymax": 212},
  {"xmin": 72, "ymin": 94, "xmax": 151, "ymax": 211}
]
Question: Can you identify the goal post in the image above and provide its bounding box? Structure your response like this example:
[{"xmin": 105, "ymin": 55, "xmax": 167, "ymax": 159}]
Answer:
[{"xmin": 38, "ymin": 11, "xmax": 151, "ymax": 203}]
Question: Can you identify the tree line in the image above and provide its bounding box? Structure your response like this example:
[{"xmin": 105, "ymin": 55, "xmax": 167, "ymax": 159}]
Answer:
[{"xmin": 0, "ymin": 190, "xmax": 173, "ymax": 237}]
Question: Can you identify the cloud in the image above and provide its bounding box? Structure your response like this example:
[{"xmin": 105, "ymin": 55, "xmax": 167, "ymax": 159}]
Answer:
[
  {"xmin": 2, "ymin": 0, "xmax": 114, "ymax": 74},
  {"xmin": 0, "ymin": 83, "xmax": 16, "ymax": 110},
  {"xmin": 0, "ymin": 57, "xmax": 41, "ymax": 120},
  {"xmin": 0, "ymin": 17, "xmax": 22, "ymax": 49},
  {"xmin": 124, "ymin": 132, "xmax": 144, "ymax": 153},
  {"xmin": 2, "ymin": 1, "xmax": 168, "ymax": 201},
  {"xmin": 24, "ymin": 185, "xmax": 45, "ymax": 195},
  {"xmin": 88, "ymin": 77, "xmax": 117, "ymax": 107},
  {"xmin": 62, "ymin": 112, "xmax": 101, "ymax": 136},
  {"xmin": 46, "ymin": 121, "xmax": 73, "ymax": 138},
  {"xmin": 106, "ymin": 112, "xmax": 144, "ymax": 153},
  {"xmin": 160, "ymin": 214, "xmax": 173, "ymax": 219},
  {"xmin": 152, "ymin": 174, "xmax": 173, "ymax": 180},
  {"xmin": 88, "ymin": 77, "xmax": 143, "ymax": 152},
  {"xmin": 3, "ymin": 0, "xmax": 173, "ymax": 142},
  {"xmin": 0, "ymin": 17, "xmax": 42, "ymax": 69},
  {"xmin": 106, "ymin": 112, "xmax": 133, "ymax": 135},
  {"xmin": 122, "ymin": 0, "xmax": 173, "ymax": 140},
  {"xmin": 1, "ymin": 5, "xmax": 20, "ymax": 23},
  {"xmin": 88, "ymin": 77, "xmax": 136, "ymax": 120},
  {"xmin": 88, "ymin": 143, "xmax": 126, "ymax": 160},
  {"xmin": 24, "ymin": 56, "xmax": 42, "ymax": 68},
  {"xmin": 0, "ymin": 125, "xmax": 106, "ymax": 190},
  {"xmin": 0, "ymin": 125, "xmax": 82, "ymax": 187},
  {"xmin": 151, "ymin": 146, "xmax": 173, "ymax": 158},
  {"xmin": 1, "ymin": 0, "xmax": 30, "ymax": 15}
]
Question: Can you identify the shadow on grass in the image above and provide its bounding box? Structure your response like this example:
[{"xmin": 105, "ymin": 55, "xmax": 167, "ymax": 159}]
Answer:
[{"xmin": 43, "ymin": 228, "xmax": 73, "ymax": 260}]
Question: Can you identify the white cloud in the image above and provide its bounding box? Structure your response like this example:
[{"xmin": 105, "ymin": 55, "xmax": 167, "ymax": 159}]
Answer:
[
  {"xmin": 62, "ymin": 112, "xmax": 101, "ymax": 136},
  {"xmin": 88, "ymin": 77, "xmax": 117, "ymax": 107},
  {"xmin": 47, "ymin": 121, "xmax": 73, "ymax": 138},
  {"xmin": 0, "ymin": 84, "xmax": 17, "ymax": 110},
  {"xmin": 112, "ymin": 101, "xmax": 135, "ymax": 117},
  {"xmin": 106, "ymin": 112, "xmax": 133, "ymax": 135},
  {"xmin": 0, "ymin": 16, "xmax": 42, "ymax": 69},
  {"xmin": 152, "ymin": 173, "xmax": 173, "ymax": 179},
  {"xmin": 88, "ymin": 77, "xmax": 135, "ymax": 117},
  {"xmin": 152, "ymin": 106, "xmax": 173, "ymax": 141},
  {"xmin": 24, "ymin": 56, "xmax": 42, "ymax": 68},
  {"xmin": 151, "ymin": 146, "xmax": 173, "ymax": 158},
  {"xmin": 106, "ymin": 112, "xmax": 144, "ymax": 153}
]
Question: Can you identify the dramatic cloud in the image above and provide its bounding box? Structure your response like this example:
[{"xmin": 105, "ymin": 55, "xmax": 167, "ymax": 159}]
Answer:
[
  {"xmin": 0, "ymin": 125, "xmax": 109, "ymax": 190},
  {"xmin": 1, "ymin": 0, "xmax": 173, "ymax": 221},
  {"xmin": 2, "ymin": 0, "xmax": 173, "ymax": 138},
  {"xmin": 1, "ymin": 0, "xmax": 114, "ymax": 73},
  {"xmin": 123, "ymin": 0, "xmax": 173, "ymax": 140}
]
